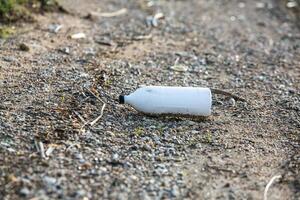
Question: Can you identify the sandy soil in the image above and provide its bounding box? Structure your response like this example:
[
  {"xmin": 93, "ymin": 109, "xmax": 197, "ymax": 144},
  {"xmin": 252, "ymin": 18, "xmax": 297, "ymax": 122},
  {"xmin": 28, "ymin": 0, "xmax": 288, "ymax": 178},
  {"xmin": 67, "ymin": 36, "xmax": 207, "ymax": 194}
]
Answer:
[{"xmin": 0, "ymin": 0, "xmax": 299, "ymax": 199}]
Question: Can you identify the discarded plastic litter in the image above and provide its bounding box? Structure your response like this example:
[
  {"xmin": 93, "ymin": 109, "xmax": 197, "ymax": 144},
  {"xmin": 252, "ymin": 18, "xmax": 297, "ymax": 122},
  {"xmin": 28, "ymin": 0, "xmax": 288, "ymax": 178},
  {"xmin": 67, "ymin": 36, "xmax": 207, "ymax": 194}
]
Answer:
[{"xmin": 119, "ymin": 86, "xmax": 212, "ymax": 116}]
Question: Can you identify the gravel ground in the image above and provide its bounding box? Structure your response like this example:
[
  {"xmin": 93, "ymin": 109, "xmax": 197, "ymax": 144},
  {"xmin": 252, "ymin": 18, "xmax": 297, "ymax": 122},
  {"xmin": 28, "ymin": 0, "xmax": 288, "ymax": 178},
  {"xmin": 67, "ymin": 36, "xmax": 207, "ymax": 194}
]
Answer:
[{"xmin": 0, "ymin": 0, "xmax": 299, "ymax": 199}]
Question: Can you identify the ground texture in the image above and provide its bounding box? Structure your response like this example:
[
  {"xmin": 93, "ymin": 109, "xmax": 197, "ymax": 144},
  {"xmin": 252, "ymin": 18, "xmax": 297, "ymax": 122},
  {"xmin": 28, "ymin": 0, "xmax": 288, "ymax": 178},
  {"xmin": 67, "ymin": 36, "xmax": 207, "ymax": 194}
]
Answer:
[{"xmin": 0, "ymin": 0, "xmax": 299, "ymax": 199}]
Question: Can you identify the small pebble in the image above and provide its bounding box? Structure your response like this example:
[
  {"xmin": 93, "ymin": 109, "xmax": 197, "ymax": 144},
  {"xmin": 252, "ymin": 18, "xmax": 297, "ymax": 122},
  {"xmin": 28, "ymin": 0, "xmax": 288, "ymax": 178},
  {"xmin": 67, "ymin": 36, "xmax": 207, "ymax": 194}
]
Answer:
[
  {"xmin": 229, "ymin": 98, "xmax": 236, "ymax": 107},
  {"xmin": 3, "ymin": 56, "xmax": 16, "ymax": 62},
  {"xmin": 19, "ymin": 187, "xmax": 30, "ymax": 197},
  {"xmin": 19, "ymin": 43, "xmax": 30, "ymax": 51},
  {"xmin": 84, "ymin": 47, "xmax": 96, "ymax": 56},
  {"xmin": 75, "ymin": 153, "xmax": 83, "ymax": 159},
  {"xmin": 171, "ymin": 186, "xmax": 180, "ymax": 197},
  {"xmin": 256, "ymin": 2, "xmax": 265, "ymax": 8},
  {"xmin": 48, "ymin": 24, "xmax": 63, "ymax": 33},
  {"xmin": 238, "ymin": 2, "xmax": 245, "ymax": 8},
  {"xmin": 43, "ymin": 176, "xmax": 57, "ymax": 186},
  {"xmin": 75, "ymin": 189, "xmax": 86, "ymax": 197},
  {"xmin": 142, "ymin": 144, "xmax": 152, "ymax": 152},
  {"xmin": 60, "ymin": 47, "xmax": 70, "ymax": 55},
  {"xmin": 112, "ymin": 153, "xmax": 119, "ymax": 161},
  {"xmin": 141, "ymin": 192, "xmax": 152, "ymax": 200},
  {"xmin": 287, "ymin": 1, "xmax": 298, "ymax": 8},
  {"xmin": 106, "ymin": 122, "xmax": 112, "ymax": 126}
]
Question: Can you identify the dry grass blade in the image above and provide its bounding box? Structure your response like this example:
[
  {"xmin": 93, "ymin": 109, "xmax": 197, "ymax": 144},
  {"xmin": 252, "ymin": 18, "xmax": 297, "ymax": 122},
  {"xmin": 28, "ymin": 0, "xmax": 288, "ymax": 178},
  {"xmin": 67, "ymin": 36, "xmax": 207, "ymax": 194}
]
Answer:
[
  {"xmin": 45, "ymin": 146, "xmax": 55, "ymax": 157},
  {"xmin": 65, "ymin": 143, "xmax": 79, "ymax": 152},
  {"xmin": 38, "ymin": 141, "xmax": 46, "ymax": 159},
  {"xmin": 34, "ymin": 140, "xmax": 40, "ymax": 152},
  {"xmin": 211, "ymin": 88, "xmax": 247, "ymax": 102},
  {"xmin": 90, "ymin": 8, "xmax": 127, "ymax": 18},
  {"xmin": 73, "ymin": 111, "xmax": 87, "ymax": 124},
  {"xmin": 90, "ymin": 103, "xmax": 106, "ymax": 126},
  {"xmin": 133, "ymin": 34, "xmax": 152, "ymax": 41},
  {"xmin": 87, "ymin": 88, "xmax": 105, "ymax": 104},
  {"xmin": 86, "ymin": 88, "xmax": 107, "ymax": 126},
  {"xmin": 264, "ymin": 175, "xmax": 282, "ymax": 200}
]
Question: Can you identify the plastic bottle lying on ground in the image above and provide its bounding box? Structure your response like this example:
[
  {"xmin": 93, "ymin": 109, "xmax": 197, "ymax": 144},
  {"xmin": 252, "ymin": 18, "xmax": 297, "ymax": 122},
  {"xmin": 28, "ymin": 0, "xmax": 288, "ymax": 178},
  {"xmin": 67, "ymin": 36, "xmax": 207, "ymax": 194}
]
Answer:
[{"xmin": 119, "ymin": 86, "xmax": 212, "ymax": 116}]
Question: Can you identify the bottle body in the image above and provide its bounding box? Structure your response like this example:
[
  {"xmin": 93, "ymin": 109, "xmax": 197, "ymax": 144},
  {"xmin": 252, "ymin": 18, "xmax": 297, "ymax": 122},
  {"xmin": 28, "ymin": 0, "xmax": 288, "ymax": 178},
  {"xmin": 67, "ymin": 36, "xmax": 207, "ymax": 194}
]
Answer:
[{"xmin": 121, "ymin": 86, "xmax": 212, "ymax": 116}]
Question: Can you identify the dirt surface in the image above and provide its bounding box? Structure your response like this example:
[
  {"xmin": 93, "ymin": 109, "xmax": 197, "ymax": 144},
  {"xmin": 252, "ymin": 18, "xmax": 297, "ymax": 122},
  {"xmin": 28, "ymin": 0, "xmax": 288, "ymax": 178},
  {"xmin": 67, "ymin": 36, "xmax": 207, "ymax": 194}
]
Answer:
[{"xmin": 0, "ymin": 0, "xmax": 299, "ymax": 199}]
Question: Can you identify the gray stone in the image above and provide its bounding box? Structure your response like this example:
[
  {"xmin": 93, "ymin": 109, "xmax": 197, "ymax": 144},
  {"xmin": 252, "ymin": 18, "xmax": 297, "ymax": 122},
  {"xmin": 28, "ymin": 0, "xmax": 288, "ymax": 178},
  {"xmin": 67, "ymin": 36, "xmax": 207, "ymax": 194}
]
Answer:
[
  {"xmin": 229, "ymin": 98, "xmax": 236, "ymax": 107},
  {"xmin": 19, "ymin": 187, "xmax": 30, "ymax": 197},
  {"xmin": 171, "ymin": 186, "xmax": 180, "ymax": 197},
  {"xmin": 112, "ymin": 153, "xmax": 119, "ymax": 162},
  {"xmin": 3, "ymin": 56, "xmax": 16, "ymax": 62},
  {"xmin": 74, "ymin": 153, "xmax": 84, "ymax": 160},
  {"xmin": 75, "ymin": 189, "xmax": 86, "ymax": 197},
  {"xmin": 43, "ymin": 176, "xmax": 57, "ymax": 186}
]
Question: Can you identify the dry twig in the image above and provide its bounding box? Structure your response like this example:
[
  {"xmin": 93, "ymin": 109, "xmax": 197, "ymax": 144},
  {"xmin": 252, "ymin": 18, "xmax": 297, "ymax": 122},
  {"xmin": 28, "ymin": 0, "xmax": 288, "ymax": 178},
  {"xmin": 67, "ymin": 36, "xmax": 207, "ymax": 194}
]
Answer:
[
  {"xmin": 84, "ymin": 88, "xmax": 107, "ymax": 127},
  {"xmin": 211, "ymin": 88, "xmax": 247, "ymax": 102},
  {"xmin": 34, "ymin": 139, "xmax": 45, "ymax": 158},
  {"xmin": 65, "ymin": 143, "xmax": 79, "ymax": 152},
  {"xmin": 45, "ymin": 146, "xmax": 55, "ymax": 157},
  {"xmin": 264, "ymin": 175, "xmax": 282, "ymax": 200},
  {"xmin": 73, "ymin": 111, "xmax": 87, "ymax": 124},
  {"xmin": 89, "ymin": 8, "xmax": 127, "ymax": 18},
  {"xmin": 90, "ymin": 103, "xmax": 106, "ymax": 126},
  {"xmin": 132, "ymin": 34, "xmax": 152, "ymax": 41}
]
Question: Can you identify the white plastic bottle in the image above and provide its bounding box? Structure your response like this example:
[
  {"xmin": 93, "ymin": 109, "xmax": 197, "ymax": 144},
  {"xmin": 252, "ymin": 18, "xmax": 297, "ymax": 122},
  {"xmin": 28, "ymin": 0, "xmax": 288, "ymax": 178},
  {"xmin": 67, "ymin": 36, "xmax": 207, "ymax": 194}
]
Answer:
[{"xmin": 119, "ymin": 86, "xmax": 212, "ymax": 116}]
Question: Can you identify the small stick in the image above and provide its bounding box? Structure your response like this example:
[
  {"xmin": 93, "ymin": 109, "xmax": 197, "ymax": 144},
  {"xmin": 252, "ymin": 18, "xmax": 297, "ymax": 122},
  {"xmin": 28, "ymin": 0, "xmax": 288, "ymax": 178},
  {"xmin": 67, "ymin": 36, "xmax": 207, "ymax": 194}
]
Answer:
[
  {"xmin": 132, "ymin": 34, "xmax": 152, "ymax": 41},
  {"xmin": 34, "ymin": 140, "xmax": 40, "ymax": 152},
  {"xmin": 85, "ymin": 88, "xmax": 107, "ymax": 126},
  {"xmin": 90, "ymin": 103, "xmax": 106, "ymax": 126},
  {"xmin": 38, "ymin": 141, "xmax": 46, "ymax": 159},
  {"xmin": 86, "ymin": 88, "xmax": 106, "ymax": 104},
  {"xmin": 174, "ymin": 57, "xmax": 180, "ymax": 65},
  {"xmin": 211, "ymin": 88, "xmax": 247, "ymax": 102},
  {"xmin": 96, "ymin": 8, "xmax": 127, "ymax": 18},
  {"xmin": 74, "ymin": 110, "xmax": 89, "ymax": 132},
  {"xmin": 65, "ymin": 143, "xmax": 78, "ymax": 152},
  {"xmin": 73, "ymin": 111, "xmax": 87, "ymax": 124},
  {"xmin": 264, "ymin": 175, "xmax": 281, "ymax": 200},
  {"xmin": 45, "ymin": 146, "xmax": 55, "ymax": 157}
]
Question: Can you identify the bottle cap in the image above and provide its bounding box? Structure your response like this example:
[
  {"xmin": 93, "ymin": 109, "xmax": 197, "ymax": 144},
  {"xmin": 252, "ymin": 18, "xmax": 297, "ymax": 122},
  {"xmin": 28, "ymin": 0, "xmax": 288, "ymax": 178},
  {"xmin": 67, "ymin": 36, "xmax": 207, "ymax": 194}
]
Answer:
[{"xmin": 119, "ymin": 95, "xmax": 125, "ymax": 104}]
